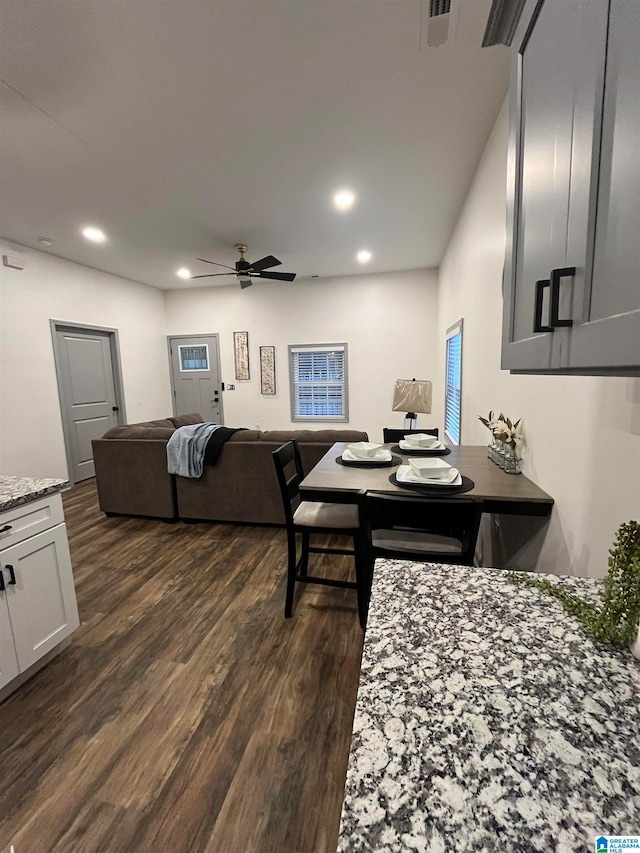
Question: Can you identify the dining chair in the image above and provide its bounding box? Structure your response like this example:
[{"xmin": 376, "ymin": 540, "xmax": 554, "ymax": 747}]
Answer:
[
  {"xmin": 382, "ymin": 427, "xmax": 439, "ymax": 443},
  {"xmin": 362, "ymin": 493, "xmax": 483, "ymax": 567},
  {"xmin": 272, "ymin": 441, "xmax": 369, "ymax": 628}
]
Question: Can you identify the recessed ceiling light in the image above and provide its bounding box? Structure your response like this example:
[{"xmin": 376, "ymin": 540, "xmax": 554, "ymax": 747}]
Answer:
[
  {"xmin": 356, "ymin": 249, "xmax": 372, "ymax": 263},
  {"xmin": 82, "ymin": 226, "xmax": 107, "ymax": 243},
  {"xmin": 37, "ymin": 237, "xmax": 54, "ymax": 246},
  {"xmin": 333, "ymin": 189, "xmax": 356, "ymax": 211},
  {"xmin": 176, "ymin": 267, "xmax": 191, "ymax": 279}
]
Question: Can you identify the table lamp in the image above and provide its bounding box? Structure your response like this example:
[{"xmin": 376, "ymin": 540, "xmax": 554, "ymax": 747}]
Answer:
[{"xmin": 392, "ymin": 378, "xmax": 432, "ymax": 430}]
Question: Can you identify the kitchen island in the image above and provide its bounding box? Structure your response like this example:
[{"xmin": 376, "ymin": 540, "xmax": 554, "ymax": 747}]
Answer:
[
  {"xmin": 0, "ymin": 475, "xmax": 78, "ymax": 701},
  {"xmin": 338, "ymin": 561, "xmax": 640, "ymax": 852}
]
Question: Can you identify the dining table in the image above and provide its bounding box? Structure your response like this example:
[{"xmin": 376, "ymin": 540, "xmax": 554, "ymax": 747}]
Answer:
[{"xmin": 300, "ymin": 443, "xmax": 554, "ymax": 517}]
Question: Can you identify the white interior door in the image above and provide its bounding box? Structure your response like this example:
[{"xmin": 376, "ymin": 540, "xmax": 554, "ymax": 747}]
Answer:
[
  {"xmin": 169, "ymin": 335, "xmax": 224, "ymax": 423},
  {"xmin": 55, "ymin": 327, "xmax": 121, "ymax": 482}
]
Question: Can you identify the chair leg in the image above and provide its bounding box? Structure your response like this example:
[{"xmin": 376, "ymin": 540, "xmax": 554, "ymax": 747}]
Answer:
[
  {"xmin": 284, "ymin": 528, "xmax": 298, "ymax": 618},
  {"xmin": 300, "ymin": 531, "xmax": 310, "ymax": 577},
  {"xmin": 353, "ymin": 536, "xmax": 371, "ymax": 630}
]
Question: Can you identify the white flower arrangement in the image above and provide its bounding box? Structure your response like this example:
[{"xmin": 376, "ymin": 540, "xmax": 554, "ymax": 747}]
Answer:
[{"xmin": 479, "ymin": 410, "xmax": 524, "ymax": 452}]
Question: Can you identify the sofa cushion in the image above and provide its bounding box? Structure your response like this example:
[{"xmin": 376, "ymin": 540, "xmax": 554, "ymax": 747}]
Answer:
[
  {"xmin": 101, "ymin": 425, "xmax": 176, "ymax": 440},
  {"xmin": 168, "ymin": 413, "xmax": 205, "ymax": 427},
  {"xmin": 228, "ymin": 430, "xmax": 262, "ymax": 442}
]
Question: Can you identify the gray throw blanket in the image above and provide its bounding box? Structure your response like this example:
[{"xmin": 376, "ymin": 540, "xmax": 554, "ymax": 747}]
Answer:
[{"xmin": 166, "ymin": 423, "xmax": 220, "ymax": 478}]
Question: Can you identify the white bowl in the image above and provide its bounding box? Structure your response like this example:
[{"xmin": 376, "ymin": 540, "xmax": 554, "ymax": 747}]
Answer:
[
  {"xmin": 408, "ymin": 457, "xmax": 452, "ymax": 479},
  {"xmin": 347, "ymin": 441, "xmax": 383, "ymax": 458},
  {"xmin": 404, "ymin": 433, "xmax": 439, "ymax": 448}
]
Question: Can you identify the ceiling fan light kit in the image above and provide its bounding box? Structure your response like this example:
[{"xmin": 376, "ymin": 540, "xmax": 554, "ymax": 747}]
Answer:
[{"xmin": 192, "ymin": 243, "xmax": 296, "ymax": 288}]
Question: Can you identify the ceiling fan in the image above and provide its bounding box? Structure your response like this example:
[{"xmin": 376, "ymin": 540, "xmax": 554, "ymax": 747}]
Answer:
[{"xmin": 191, "ymin": 244, "xmax": 297, "ymax": 289}]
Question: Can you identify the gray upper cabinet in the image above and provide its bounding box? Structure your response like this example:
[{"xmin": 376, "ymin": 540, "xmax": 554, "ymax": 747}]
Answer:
[{"xmin": 502, "ymin": 0, "xmax": 640, "ymax": 375}]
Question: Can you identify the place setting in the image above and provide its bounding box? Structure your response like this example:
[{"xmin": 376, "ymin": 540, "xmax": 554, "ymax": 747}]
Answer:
[
  {"xmin": 336, "ymin": 442, "xmax": 402, "ymax": 468},
  {"xmin": 390, "ymin": 456, "xmax": 475, "ymax": 495},
  {"xmin": 391, "ymin": 433, "xmax": 451, "ymax": 456}
]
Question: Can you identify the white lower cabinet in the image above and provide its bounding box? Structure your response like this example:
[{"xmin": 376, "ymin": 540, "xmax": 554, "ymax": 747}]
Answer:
[
  {"xmin": 0, "ymin": 494, "xmax": 79, "ymax": 694},
  {"xmin": 0, "ymin": 592, "xmax": 20, "ymax": 689}
]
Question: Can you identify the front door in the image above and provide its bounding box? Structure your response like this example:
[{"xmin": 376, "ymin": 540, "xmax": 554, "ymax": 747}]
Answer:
[
  {"xmin": 55, "ymin": 328, "xmax": 120, "ymax": 482},
  {"xmin": 168, "ymin": 335, "xmax": 224, "ymax": 423}
]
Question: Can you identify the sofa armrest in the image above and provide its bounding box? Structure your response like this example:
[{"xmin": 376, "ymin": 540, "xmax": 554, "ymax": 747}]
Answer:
[{"xmin": 92, "ymin": 439, "xmax": 177, "ymax": 519}]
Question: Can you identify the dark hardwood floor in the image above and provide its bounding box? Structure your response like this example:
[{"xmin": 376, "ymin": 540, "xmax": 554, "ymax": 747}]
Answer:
[{"xmin": 0, "ymin": 480, "xmax": 364, "ymax": 853}]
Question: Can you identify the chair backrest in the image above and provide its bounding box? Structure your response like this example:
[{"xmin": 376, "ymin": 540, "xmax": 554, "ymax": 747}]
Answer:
[
  {"xmin": 382, "ymin": 427, "xmax": 439, "ymax": 443},
  {"xmin": 272, "ymin": 440, "xmax": 305, "ymax": 525},
  {"xmin": 363, "ymin": 493, "xmax": 482, "ymax": 565}
]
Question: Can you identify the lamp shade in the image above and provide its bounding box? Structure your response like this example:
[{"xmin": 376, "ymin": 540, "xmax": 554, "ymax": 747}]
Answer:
[{"xmin": 392, "ymin": 379, "xmax": 432, "ymax": 414}]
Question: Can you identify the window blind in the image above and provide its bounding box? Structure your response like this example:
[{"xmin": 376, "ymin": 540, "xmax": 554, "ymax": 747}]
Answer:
[
  {"xmin": 290, "ymin": 345, "xmax": 347, "ymax": 420},
  {"xmin": 445, "ymin": 322, "xmax": 463, "ymax": 444}
]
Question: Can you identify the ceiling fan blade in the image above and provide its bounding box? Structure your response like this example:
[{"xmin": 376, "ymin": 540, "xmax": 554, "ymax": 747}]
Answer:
[
  {"xmin": 257, "ymin": 270, "xmax": 296, "ymax": 281},
  {"xmin": 249, "ymin": 255, "xmax": 281, "ymax": 272},
  {"xmin": 196, "ymin": 258, "xmax": 236, "ymax": 270},
  {"xmin": 240, "ymin": 278, "xmax": 253, "ymax": 289},
  {"xmin": 190, "ymin": 273, "xmax": 233, "ymax": 279}
]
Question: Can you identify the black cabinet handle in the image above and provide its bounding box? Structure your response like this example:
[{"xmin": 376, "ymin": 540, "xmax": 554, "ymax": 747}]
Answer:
[
  {"xmin": 6, "ymin": 564, "xmax": 16, "ymax": 585},
  {"xmin": 0, "ymin": 524, "xmax": 12, "ymax": 534},
  {"xmin": 0, "ymin": 571, "xmax": 4, "ymax": 592},
  {"xmin": 112, "ymin": 406, "xmax": 119, "ymax": 412},
  {"xmin": 534, "ymin": 279, "xmax": 553, "ymax": 332},
  {"xmin": 550, "ymin": 266, "xmax": 575, "ymax": 328}
]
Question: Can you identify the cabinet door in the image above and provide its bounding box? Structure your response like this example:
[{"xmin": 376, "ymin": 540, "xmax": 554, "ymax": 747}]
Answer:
[
  {"xmin": 2, "ymin": 523, "xmax": 79, "ymax": 672},
  {"xmin": 502, "ymin": 0, "xmax": 609, "ymax": 371},
  {"xmin": 0, "ymin": 594, "xmax": 19, "ymax": 690},
  {"xmin": 568, "ymin": 0, "xmax": 640, "ymax": 370}
]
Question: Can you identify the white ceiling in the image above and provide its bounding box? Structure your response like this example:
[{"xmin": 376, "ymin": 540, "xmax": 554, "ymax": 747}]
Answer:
[{"xmin": 0, "ymin": 1, "xmax": 508, "ymax": 290}]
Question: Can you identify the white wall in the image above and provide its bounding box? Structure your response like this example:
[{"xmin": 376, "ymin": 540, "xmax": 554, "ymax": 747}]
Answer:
[
  {"xmin": 165, "ymin": 269, "xmax": 439, "ymax": 440},
  {"xmin": 437, "ymin": 101, "xmax": 640, "ymax": 578},
  {"xmin": 0, "ymin": 240, "xmax": 172, "ymax": 479}
]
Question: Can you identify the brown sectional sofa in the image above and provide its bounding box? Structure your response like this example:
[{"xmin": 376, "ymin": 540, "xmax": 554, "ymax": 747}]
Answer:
[{"xmin": 92, "ymin": 414, "xmax": 368, "ymax": 524}]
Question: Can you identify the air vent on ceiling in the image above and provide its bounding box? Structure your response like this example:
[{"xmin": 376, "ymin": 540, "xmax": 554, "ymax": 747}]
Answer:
[{"xmin": 425, "ymin": 0, "xmax": 459, "ymax": 47}]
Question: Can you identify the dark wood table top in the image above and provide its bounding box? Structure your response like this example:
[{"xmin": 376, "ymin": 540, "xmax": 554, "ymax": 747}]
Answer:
[{"xmin": 300, "ymin": 443, "xmax": 554, "ymax": 516}]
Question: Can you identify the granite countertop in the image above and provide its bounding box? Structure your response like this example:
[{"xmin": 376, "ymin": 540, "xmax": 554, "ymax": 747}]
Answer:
[
  {"xmin": 338, "ymin": 561, "xmax": 640, "ymax": 853},
  {"xmin": 0, "ymin": 475, "xmax": 70, "ymax": 513}
]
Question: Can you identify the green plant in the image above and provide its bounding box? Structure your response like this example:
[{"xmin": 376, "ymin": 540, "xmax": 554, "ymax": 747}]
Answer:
[{"xmin": 506, "ymin": 520, "xmax": 640, "ymax": 647}]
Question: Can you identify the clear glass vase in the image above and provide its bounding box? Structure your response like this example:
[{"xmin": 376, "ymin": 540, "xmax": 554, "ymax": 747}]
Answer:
[
  {"xmin": 502, "ymin": 445, "xmax": 522, "ymax": 474},
  {"xmin": 488, "ymin": 439, "xmax": 501, "ymax": 465}
]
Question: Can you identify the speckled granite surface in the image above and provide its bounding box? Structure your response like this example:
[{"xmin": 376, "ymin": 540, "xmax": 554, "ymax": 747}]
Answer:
[
  {"xmin": 0, "ymin": 475, "xmax": 69, "ymax": 512},
  {"xmin": 338, "ymin": 560, "xmax": 640, "ymax": 853}
]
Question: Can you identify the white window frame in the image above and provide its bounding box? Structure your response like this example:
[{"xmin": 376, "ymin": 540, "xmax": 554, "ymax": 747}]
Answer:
[
  {"xmin": 178, "ymin": 343, "xmax": 210, "ymax": 372},
  {"xmin": 444, "ymin": 319, "xmax": 463, "ymax": 445},
  {"xmin": 289, "ymin": 343, "xmax": 349, "ymax": 423}
]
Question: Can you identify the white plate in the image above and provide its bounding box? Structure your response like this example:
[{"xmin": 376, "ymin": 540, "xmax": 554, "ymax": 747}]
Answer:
[
  {"xmin": 399, "ymin": 439, "xmax": 445, "ymax": 451},
  {"xmin": 342, "ymin": 448, "xmax": 392, "ymax": 463},
  {"xmin": 396, "ymin": 464, "xmax": 462, "ymax": 486}
]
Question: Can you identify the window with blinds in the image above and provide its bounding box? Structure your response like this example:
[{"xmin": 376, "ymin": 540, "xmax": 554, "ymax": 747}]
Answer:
[
  {"xmin": 444, "ymin": 319, "xmax": 463, "ymax": 445},
  {"xmin": 289, "ymin": 344, "xmax": 348, "ymax": 421}
]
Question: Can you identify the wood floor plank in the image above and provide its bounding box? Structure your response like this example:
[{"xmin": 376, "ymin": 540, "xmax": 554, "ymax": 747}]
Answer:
[{"xmin": 0, "ymin": 479, "xmax": 363, "ymax": 853}]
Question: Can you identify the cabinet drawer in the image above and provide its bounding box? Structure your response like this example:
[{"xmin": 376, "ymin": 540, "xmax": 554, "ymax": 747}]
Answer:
[{"xmin": 0, "ymin": 494, "xmax": 65, "ymax": 550}]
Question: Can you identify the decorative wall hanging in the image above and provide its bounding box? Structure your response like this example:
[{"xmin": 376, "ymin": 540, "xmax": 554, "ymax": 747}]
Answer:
[
  {"xmin": 260, "ymin": 346, "xmax": 276, "ymax": 396},
  {"xmin": 234, "ymin": 331, "xmax": 250, "ymax": 380}
]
